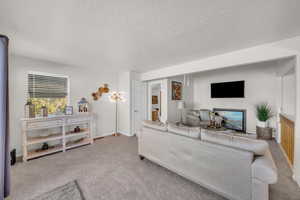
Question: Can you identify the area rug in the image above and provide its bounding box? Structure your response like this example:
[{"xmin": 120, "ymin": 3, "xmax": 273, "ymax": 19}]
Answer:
[{"xmin": 30, "ymin": 181, "xmax": 85, "ymax": 200}]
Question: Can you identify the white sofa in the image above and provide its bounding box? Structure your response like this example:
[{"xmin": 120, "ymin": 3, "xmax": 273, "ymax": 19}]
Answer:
[{"xmin": 138, "ymin": 121, "xmax": 277, "ymax": 200}]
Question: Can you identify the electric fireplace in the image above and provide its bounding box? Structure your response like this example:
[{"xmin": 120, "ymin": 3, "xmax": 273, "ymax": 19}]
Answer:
[{"xmin": 213, "ymin": 108, "xmax": 246, "ymax": 133}]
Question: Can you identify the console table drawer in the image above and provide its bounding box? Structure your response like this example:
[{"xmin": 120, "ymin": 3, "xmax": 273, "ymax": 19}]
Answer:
[
  {"xmin": 66, "ymin": 117, "xmax": 90, "ymax": 125},
  {"xmin": 26, "ymin": 120, "xmax": 63, "ymax": 130}
]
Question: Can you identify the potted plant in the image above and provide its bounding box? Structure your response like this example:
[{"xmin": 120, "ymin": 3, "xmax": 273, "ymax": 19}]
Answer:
[{"xmin": 255, "ymin": 103, "xmax": 274, "ymax": 128}]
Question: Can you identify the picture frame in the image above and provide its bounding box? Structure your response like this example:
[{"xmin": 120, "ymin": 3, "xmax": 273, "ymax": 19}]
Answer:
[
  {"xmin": 172, "ymin": 81, "xmax": 182, "ymax": 100},
  {"xmin": 65, "ymin": 106, "xmax": 73, "ymax": 115}
]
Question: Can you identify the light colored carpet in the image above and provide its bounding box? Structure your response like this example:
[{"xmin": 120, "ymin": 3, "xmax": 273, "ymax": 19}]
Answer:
[
  {"xmin": 30, "ymin": 181, "xmax": 84, "ymax": 200},
  {"xmin": 268, "ymin": 141, "xmax": 300, "ymax": 200},
  {"xmin": 10, "ymin": 136, "xmax": 300, "ymax": 200}
]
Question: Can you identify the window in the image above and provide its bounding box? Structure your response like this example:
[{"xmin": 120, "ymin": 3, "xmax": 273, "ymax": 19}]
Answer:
[{"xmin": 27, "ymin": 72, "xmax": 69, "ymax": 116}]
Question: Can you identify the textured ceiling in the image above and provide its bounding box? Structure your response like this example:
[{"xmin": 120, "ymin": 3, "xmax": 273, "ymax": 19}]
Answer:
[{"xmin": 1, "ymin": 0, "xmax": 300, "ymax": 72}]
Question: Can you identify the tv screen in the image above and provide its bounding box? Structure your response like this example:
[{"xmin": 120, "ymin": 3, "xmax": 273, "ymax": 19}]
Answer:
[{"xmin": 211, "ymin": 81, "xmax": 244, "ymax": 98}]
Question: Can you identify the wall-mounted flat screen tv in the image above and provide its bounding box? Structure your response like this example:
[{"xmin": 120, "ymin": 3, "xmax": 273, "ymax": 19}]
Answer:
[{"xmin": 211, "ymin": 80, "xmax": 244, "ymax": 98}]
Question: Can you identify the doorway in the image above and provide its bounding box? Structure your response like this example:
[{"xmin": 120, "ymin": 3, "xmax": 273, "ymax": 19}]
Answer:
[
  {"xmin": 132, "ymin": 80, "xmax": 147, "ymax": 136},
  {"xmin": 151, "ymin": 84, "xmax": 161, "ymax": 121},
  {"xmin": 148, "ymin": 80, "xmax": 164, "ymax": 122}
]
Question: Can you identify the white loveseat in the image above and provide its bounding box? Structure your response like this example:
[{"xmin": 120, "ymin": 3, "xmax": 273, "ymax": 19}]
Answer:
[{"xmin": 138, "ymin": 121, "xmax": 277, "ymax": 200}]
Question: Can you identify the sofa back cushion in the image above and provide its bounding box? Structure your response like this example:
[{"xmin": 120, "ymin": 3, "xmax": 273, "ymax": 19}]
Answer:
[
  {"xmin": 142, "ymin": 120, "xmax": 168, "ymax": 131},
  {"xmin": 168, "ymin": 123, "xmax": 201, "ymax": 138},
  {"xmin": 186, "ymin": 115, "xmax": 201, "ymax": 126},
  {"xmin": 201, "ymin": 130, "xmax": 268, "ymax": 156}
]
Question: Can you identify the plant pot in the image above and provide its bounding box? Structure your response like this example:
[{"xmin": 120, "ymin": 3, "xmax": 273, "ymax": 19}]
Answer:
[
  {"xmin": 256, "ymin": 126, "xmax": 273, "ymax": 140},
  {"xmin": 257, "ymin": 120, "xmax": 268, "ymax": 128}
]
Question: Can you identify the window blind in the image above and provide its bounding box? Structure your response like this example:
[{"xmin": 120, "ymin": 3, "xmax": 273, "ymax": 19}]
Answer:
[{"xmin": 28, "ymin": 74, "xmax": 68, "ymax": 98}]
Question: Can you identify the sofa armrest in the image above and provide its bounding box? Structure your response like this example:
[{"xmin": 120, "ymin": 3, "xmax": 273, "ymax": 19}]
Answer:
[
  {"xmin": 251, "ymin": 149, "xmax": 278, "ymax": 184},
  {"xmin": 252, "ymin": 178, "xmax": 269, "ymax": 200},
  {"xmin": 142, "ymin": 120, "xmax": 168, "ymax": 131}
]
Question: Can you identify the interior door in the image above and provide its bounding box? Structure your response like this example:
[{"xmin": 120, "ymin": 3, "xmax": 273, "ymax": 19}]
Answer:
[{"xmin": 132, "ymin": 80, "xmax": 146, "ymax": 136}]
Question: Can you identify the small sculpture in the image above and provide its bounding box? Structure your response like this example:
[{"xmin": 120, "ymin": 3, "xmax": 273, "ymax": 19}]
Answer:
[
  {"xmin": 41, "ymin": 105, "xmax": 48, "ymax": 117},
  {"xmin": 91, "ymin": 84, "xmax": 110, "ymax": 101},
  {"xmin": 215, "ymin": 115, "xmax": 223, "ymax": 128},
  {"xmin": 41, "ymin": 143, "xmax": 49, "ymax": 150},
  {"xmin": 92, "ymin": 92, "xmax": 98, "ymax": 100},
  {"xmin": 74, "ymin": 126, "xmax": 81, "ymax": 133},
  {"xmin": 209, "ymin": 112, "xmax": 223, "ymax": 129},
  {"xmin": 25, "ymin": 100, "xmax": 36, "ymax": 118},
  {"xmin": 78, "ymin": 98, "xmax": 89, "ymax": 112}
]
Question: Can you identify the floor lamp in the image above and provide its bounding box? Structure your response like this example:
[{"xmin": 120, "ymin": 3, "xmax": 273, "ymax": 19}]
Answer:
[{"xmin": 109, "ymin": 92, "xmax": 124, "ymax": 136}]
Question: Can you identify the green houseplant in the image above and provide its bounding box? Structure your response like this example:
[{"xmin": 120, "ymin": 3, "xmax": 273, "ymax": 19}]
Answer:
[{"xmin": 255, "ymin": 103, "xmax": 274, "ymax": 128}]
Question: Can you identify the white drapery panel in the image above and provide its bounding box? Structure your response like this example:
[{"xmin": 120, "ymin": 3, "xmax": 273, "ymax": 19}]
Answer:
[{"xmin": 0, "ymin": 35, "xmax": 9, "ymax": 200}]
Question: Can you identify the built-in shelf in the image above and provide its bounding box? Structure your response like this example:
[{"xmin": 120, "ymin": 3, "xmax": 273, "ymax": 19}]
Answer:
[
  {"xmin": 66, "ymin": 129, "xmax": 89, "ymax": 138},
  {"xmin": 66, "ymin": 138, "xmax": 91, "ymax": 150},
  {"xmin": 22, "ymin": 114, "xmax": 94, "ymax": 162},
  {"xmin": 27, "ymin": 145, "xmax": 63, "ymax": 160},
  {"xmin": 27, "ymin": 133, "xmax": 63, "ymax": 145}
]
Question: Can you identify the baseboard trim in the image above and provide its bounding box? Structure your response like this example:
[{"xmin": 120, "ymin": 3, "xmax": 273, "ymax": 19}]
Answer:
[
  {"xmin": 117, "ymin": 130, "xmax": 133, "ymax": 137},
  {"xmin": 278, "ymin": 144, "xmax": 300, "ymax": 188},
  {"xmin": 16, "ymin": 155, "xmax": 23, "ymax": 163},
  {"xmin": 293, "ymin": 175, "xmax": 300, "ymax": 187},
  {"xmin": 94, "ymin": 132, "xmax": 115, "ymax": 139}
]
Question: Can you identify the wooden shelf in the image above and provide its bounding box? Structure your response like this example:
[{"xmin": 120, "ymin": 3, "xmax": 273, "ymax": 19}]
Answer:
[
  {"xmin": 27, "ymin": 133, "xmax": 62, "ymax": 145},
  {"xmin": 66, "ymin": 138, "xmax": 91, "ymax": 150},
  {"xmin": 66, "ymin": 129, "xmax": 89, "ymax": 138},
  {"xmin": 27, "ymin": 145, "xmax": 63, "ymax": 160}
]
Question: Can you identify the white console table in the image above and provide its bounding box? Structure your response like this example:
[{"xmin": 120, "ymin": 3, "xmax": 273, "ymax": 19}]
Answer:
[{"xmin": 21, "ymin": 113, "xmax": 94, "ymax": 162}]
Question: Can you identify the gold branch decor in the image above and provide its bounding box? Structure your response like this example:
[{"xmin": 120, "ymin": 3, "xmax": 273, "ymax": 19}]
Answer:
[{"xmin": 92, "ymin": 84, "xmax": 110, "ymax": 100}]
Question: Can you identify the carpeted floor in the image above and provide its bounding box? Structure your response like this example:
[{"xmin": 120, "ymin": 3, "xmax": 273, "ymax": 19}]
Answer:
[{"xmin": 10, "ymin": 136, "xmax": 300, "ymax": 200}]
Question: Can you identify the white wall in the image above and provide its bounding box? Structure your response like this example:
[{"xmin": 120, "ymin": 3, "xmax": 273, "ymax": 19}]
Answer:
[
  {"xmin": 117, "ymin": 71, "xmax": 146, "ymax": 136},
  {"xmin": 160, "ymin": 79, "xmax": 168, "ymax": 123},
  {"xmin": 167, "ymin": 76, "xmax": 183, "ymax": 123},
  {"xmin": 9, "ymin": 55, "xmax": 118, "ymax": 156},
  {"xmin": 192, "ymin": 61, "xmax": 281, "ymax": 134},
  {"xmin": 117, "ymin": 71, "xmax": 131, "ymax": 136},
  {"xmin": 164, "ymin": 75, "xmax": 193, "ymax": 123},
  {"xmin": 282, "ymin": 72, "xmax": 296, "ymax": 116}
]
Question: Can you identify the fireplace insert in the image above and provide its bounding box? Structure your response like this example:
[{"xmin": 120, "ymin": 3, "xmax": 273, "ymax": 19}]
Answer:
[{"xmin": 213, "ymin": 108, "xmax": 246, "ymax": 133}]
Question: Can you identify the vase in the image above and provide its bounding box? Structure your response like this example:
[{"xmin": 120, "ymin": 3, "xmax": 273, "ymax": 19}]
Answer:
[{"xmin": 257, "ymin": 120, "xmax": 268, "ymax": 128}]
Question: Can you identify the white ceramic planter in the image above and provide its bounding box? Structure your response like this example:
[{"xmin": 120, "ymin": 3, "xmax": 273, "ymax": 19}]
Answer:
[{"xmin": 257, "ymin": 120, "xmax": 268, "ymax": 128}]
